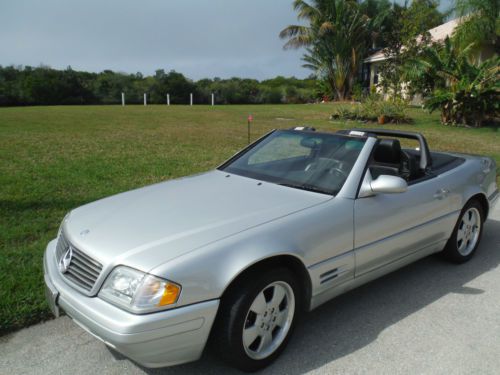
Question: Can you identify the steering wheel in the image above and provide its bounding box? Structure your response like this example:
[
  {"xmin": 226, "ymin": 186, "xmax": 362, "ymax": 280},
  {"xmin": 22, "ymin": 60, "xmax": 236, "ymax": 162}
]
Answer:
[
  {"xmin": 304, "ymin": 159, "xmax": 349, "ymax": 179},
  {"xmin": 327, "ymin": 167, "xmax": 349, "ymax": 179}
]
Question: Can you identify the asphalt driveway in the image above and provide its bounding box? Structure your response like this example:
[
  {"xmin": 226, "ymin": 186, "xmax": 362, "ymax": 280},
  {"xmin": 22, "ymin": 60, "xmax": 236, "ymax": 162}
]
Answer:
[{"xmin": 1, "ymin": 204, "xmax": 499, "ymax": 375}]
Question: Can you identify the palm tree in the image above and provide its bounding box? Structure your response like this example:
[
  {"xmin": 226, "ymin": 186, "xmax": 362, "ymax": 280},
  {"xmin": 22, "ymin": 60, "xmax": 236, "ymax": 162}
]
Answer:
[
  {"xmin": 407, "ymin": 38, "xmax": 499, "ymax": 126},
  {"xmin": 453, "ymin": 0, "xmax": 499, "ymax": 54},
  {"xmin": 279, "ymin": 0, "xmax": 370, "ymax": 101}
]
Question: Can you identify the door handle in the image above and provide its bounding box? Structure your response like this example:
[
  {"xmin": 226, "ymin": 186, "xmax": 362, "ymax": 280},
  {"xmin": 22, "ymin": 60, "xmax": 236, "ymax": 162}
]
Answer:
[{"xmin": 434, "ymin": 188, "xmax": 450, "ymax": 200}]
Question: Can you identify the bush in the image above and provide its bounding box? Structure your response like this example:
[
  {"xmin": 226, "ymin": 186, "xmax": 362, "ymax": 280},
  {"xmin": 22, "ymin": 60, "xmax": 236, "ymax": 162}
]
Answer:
[
  {"xmin": 351, "ymin": 83, "xmax": 364, "ymax": 102},
  {"xmin": 330, "ymin": 96, "xmax": 412, "ymax": 124},
  {"xmin": 406, "ymin": 38, "xmax": 499, "ymax": 127}
]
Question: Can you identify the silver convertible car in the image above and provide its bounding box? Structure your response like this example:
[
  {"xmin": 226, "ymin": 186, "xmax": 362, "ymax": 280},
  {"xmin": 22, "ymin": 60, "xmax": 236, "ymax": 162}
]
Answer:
[{"xmin": 44, "ymin": 128, "xmax": 498, "ymax": 371}]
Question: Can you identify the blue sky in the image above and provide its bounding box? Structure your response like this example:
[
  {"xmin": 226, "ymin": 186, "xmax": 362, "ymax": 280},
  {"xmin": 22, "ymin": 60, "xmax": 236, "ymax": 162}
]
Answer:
[{"xmin": 0, "ymin": 0, "xmax": 453, "ymax": 80}]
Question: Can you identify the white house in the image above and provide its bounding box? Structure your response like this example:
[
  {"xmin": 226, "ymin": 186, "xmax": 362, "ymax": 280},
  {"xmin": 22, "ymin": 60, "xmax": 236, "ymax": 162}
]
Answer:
[
  {"xmin": 363, "ymin": 19, "xmax": 462, "ymax": 93},
  {"xmin": 362, "ymin": 18, "xmax": 495, "ymax": 102}
]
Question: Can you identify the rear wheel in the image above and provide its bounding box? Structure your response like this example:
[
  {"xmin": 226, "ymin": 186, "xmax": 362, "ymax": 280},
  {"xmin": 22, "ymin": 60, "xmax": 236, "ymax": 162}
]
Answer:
[
  {"xmin": 442, "ymin": 200, "xmax": 484, "ymax": 263},
  {"xmin": 212, "ymin": 268, "xmax": 301, "ymax": 372}
]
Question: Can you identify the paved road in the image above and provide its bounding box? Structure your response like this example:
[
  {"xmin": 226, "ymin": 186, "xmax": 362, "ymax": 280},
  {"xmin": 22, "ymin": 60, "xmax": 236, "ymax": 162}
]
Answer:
[{"xmin": 1, "ymin": 204, "xmax": 499, "ymax": 375}]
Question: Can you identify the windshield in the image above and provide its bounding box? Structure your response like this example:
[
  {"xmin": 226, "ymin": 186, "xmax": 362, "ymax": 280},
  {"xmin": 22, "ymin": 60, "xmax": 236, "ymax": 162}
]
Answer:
[{"xmin": 219, "ymin": 130, "xmax": 366, "ymax": 195}]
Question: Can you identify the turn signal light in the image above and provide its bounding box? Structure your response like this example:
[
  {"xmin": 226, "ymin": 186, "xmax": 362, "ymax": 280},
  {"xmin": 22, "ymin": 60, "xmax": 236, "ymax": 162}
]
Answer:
[{"xmin": 159, "ymin": 283, "xmax": 181, "ymax": 306}]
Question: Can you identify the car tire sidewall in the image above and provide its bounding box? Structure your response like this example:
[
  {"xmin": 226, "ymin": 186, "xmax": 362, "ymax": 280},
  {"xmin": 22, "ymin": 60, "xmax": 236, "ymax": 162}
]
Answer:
[
  {"xmin": 443, "ymin": 199, "xmax": 484, "ymax": 263},
  {"xmin": 214, "ymin": 267, "xmax": 302, "ymax": 372}
]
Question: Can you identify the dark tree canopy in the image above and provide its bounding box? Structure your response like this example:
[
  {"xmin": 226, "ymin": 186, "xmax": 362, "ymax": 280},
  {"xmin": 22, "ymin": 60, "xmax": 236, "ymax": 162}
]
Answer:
[{"xmin": 0, "ymin": 66, "xmax": 317, "ymax": 106}]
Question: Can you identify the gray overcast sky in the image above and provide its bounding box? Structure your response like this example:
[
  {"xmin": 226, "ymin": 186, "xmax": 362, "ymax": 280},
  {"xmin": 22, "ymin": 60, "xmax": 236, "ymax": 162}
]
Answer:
[
  {"xmin": 0, "ymin": 0, "xmax": 307, "ymax": 80},
  {"xmin": 0, "ymin": 0, "xmax": 453, "ymax": 80}
]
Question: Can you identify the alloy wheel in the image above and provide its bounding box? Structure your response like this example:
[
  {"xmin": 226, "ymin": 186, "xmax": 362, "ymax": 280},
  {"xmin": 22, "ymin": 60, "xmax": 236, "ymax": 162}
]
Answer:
[
  {"xmin": 457, "ymin": 207, "xmax": 481, "ymax": 256},
  {"xmin": 242, "ymin": 281, "xmax": 295, "ymax": 360}
]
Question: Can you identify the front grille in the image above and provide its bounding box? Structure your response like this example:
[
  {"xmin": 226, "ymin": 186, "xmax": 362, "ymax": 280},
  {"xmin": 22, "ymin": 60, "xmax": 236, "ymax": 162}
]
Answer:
[
  {"xmin": 56, "ymin": 231, "xmax": 70, "ymax": 259},
  {"xmin": 56, "ymin": 232, "xmax": 103, "ymax": 291}
]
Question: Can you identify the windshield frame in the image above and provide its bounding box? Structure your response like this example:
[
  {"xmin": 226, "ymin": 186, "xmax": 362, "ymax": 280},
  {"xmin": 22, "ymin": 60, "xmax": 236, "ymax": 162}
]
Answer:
[{"xmin": 218, "ymin": 129, "xmax": 367, "ymax": 196}]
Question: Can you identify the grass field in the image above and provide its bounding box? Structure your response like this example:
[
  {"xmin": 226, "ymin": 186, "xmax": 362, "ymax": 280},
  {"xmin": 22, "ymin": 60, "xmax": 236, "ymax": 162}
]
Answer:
[{"xmin": 1, "ymin": 104, "xmax": 499, "ymax": 335}]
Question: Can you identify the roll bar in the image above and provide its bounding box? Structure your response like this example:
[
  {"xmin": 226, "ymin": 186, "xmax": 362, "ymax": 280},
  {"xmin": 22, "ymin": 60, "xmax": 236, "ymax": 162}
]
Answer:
[{"xmin": 339, "ymin": 129, "xmax": 433, "ymax": 171}]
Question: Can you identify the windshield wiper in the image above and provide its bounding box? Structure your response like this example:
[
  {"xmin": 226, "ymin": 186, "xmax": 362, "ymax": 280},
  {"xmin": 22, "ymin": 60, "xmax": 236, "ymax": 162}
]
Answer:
[{"xmin": 278, "ymin": 182, "xmax": 333, "ymax": 196}]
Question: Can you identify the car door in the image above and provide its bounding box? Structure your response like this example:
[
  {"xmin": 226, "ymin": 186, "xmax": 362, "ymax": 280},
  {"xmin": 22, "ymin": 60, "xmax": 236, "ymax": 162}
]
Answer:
[{"xmin": 354, "ymin": 172, "xmax": 455, "ymax": 276}]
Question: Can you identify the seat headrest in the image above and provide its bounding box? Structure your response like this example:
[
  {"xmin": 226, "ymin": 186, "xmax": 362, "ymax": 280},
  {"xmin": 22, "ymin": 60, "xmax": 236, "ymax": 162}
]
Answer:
[{"xmin": 374, "ymin": 139, "xmax": 402, "ymax": 164}]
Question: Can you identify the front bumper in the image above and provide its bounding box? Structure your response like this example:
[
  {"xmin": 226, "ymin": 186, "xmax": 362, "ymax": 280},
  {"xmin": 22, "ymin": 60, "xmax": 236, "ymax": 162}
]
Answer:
[{"xmin": 43, "ymin": 239, "xmax": 219, "ymax": 368}]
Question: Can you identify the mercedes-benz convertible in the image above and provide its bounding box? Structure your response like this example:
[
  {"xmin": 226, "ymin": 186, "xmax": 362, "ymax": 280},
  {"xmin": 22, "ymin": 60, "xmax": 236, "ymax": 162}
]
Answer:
[{"xmin": 44, "ymin": 128, "xmax": 498, "ymax": 371}]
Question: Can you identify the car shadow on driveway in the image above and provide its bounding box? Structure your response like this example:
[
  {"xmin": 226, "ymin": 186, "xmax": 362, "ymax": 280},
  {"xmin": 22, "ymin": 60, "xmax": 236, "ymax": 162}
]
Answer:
[{"xmin": 140, "ymin": 218, "xmax": 500, "ymax": 375}]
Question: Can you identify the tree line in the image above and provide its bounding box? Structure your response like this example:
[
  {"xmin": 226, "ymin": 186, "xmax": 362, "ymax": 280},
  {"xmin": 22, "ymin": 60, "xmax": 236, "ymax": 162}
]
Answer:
[{"xmin": 0, "ymin": 66, "xmax": 318, "ymax": 106}]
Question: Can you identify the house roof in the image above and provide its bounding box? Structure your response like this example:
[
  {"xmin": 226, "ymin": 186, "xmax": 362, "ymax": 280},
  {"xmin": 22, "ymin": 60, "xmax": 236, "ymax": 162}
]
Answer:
[
  {"xmin": 364, "ymin": 49, "xmax": 385, "ymax": 63},
  {"xmin": 426, "ymin": 18, "xmax": 460, "ymax": 42},
  {"xmin": 364, "ymin": 18, "xmax": 460, "ymax": 63}
]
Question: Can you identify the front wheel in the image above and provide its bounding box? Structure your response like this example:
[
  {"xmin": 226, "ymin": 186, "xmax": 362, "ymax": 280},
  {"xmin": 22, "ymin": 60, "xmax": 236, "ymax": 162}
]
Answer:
[
  {"xmin": 212, "ymin": 268, "xmax": 301, "ymax": 372},
  {"xmin": 442, "ymin": 199, "xmax": 484, "ymax": 263}
]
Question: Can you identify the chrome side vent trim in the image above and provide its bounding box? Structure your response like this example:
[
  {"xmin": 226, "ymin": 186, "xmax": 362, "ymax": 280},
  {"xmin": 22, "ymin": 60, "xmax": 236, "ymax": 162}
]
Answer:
[
  {"xmin": 320, "ymin": 267, "xmax": 348, "ymax": 284},
  {"xmin": 320, "ymin": 268, "xmax": 339, "ymax": 284}
]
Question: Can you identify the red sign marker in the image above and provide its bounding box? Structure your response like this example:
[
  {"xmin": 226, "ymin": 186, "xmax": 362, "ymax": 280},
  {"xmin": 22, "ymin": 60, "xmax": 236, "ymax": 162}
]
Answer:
[{"xmin": 248, "ymin": 115, "xmax": 253, "ymax": 122}]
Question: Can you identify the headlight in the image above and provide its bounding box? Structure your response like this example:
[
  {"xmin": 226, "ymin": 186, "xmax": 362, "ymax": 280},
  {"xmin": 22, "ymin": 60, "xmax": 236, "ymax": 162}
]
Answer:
[{"xmin": 99, "ymin": 266, "xmax": 181, "ymax": 313}]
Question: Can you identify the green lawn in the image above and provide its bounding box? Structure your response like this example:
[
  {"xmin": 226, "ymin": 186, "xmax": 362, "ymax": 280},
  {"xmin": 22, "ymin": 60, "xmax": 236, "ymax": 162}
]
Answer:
[{"xmin": 1, "ymin": 104, "xmax": 499, "ymax": 335}]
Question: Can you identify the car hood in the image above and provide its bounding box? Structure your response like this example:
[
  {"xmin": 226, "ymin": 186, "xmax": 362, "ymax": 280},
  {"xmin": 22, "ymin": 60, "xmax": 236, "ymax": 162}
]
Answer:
[{"xmin": 63, "ymin": 170, "xmax": 331, "ymax": 272}]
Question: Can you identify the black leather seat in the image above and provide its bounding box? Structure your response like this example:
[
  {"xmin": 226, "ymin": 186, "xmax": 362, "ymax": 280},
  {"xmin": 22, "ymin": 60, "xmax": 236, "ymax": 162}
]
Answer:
[
  {"xmin": 370, "ymin": 139, "xmax": 402, "ymax": 179},
  {"xmin": 370, "ymin": 139, "xmax": 418, "ymax": 181},
  {"xmin": 400, "ymin": 150, "xmax": 418, "ymax": 181}
]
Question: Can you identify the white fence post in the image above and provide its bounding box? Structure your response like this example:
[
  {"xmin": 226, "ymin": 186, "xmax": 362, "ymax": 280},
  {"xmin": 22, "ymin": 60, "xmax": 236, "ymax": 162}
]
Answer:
[
  {"xmin": 121, "ymin": 92, "xmax": 125, "ymax": 106},
  {"xmin": 144, "ymin": 93, "xmax": 147, "ymax": 106},
  {"xmin": 190, "ymin": 93, "xmax": 193, "ymax": 106},
  {"xmin": 211, "ymin": 93, "xmax": 214, "ymax": 106},
  {"xmin": 167, "ymin": 93, "xmax": 170, "ymax": 106}
]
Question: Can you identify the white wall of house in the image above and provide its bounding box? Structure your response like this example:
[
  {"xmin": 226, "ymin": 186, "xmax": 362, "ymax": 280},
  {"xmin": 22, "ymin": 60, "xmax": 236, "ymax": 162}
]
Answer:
[{"xmin": 362, "ymin": 18, "xmax": 471, "ymax": 105}]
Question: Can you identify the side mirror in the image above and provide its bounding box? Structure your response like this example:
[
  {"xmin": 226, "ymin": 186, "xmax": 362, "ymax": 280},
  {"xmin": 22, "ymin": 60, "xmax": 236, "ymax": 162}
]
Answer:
[
  {"xmin": 359, "ymin": 172, "xmax": 408, "ymax": 197},
  {"xmin": 370, "ymin": 175, "xmax": 408, "ymax": 194}
]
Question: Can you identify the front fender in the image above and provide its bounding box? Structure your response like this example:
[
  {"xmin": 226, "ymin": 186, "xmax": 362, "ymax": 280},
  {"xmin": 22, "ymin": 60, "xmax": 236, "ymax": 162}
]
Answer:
[
  {"xmin": 150, "ymin": 232, "xmax": 307, "ymax": 308},
  {"xmin": 148, "ymin": 197, "xmax": 354, "ymax": 309}
]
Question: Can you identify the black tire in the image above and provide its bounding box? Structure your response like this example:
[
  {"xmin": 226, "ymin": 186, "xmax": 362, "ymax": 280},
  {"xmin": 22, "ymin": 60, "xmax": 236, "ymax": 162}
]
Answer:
[
  {"xmin": 442, "ymin": 199, "xmax": 485, "ymax": 263},
  {"xmin": 211, "ymin": 267, "xmax": 302, "ymax": 372}
]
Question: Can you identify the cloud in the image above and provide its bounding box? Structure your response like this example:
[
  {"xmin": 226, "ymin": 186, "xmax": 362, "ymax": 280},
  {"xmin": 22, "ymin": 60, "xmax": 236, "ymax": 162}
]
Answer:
[{"xmin": 0, "ymin": 0, "xmax": 307, "ymax": 79}]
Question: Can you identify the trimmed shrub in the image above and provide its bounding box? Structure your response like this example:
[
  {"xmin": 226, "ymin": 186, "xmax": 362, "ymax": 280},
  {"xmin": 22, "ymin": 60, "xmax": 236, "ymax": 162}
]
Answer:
[{"xmin": 330, "ymin": 97, "xmax": 412, "ymax": 124}]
